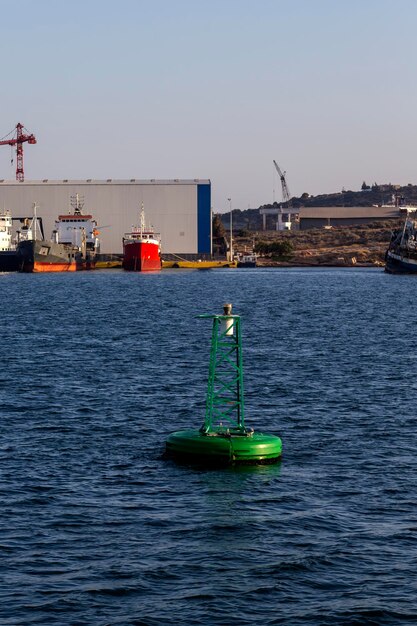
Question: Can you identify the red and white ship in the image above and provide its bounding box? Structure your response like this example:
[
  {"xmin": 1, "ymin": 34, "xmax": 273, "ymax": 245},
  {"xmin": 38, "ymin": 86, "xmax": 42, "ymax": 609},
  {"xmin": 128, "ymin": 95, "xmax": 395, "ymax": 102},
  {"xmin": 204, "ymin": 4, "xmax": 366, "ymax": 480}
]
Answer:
[{"xmin": 122, "ymin": 205, "xmax": 161, "ymax": 271}]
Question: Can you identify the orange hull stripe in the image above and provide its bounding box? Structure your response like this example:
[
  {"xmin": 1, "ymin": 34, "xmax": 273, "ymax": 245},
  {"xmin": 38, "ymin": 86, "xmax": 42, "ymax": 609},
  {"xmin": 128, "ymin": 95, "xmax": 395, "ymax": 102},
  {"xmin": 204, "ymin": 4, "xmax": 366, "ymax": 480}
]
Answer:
[{"xmin": 33, "ymin": 262, "xmax": 77, "ymax": 272}]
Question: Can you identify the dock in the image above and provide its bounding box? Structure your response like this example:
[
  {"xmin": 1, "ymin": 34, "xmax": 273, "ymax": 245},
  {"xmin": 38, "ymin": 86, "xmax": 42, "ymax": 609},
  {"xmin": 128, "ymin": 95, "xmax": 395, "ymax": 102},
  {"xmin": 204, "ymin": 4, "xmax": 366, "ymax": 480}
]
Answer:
[{"xmin": 162, "ymin": 260, "xmax": 236, "ymax": 269}]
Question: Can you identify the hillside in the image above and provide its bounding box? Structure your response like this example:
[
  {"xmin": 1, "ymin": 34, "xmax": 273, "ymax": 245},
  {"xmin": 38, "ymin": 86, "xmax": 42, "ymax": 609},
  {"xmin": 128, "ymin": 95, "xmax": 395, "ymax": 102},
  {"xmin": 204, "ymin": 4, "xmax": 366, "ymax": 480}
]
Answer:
[
  {"xmin": 232, "ymin": 220, "xmax": 400, "ymax": 267},
  {"xmin": 289, "ymin": 182, "xmax": 417, "ymax": 208}
]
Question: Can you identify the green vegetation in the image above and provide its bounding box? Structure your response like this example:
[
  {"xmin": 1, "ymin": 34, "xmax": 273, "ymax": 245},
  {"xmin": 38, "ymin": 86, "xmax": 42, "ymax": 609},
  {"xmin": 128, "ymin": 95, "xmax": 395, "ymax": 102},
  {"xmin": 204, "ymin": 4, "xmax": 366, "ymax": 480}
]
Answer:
[
  {"xmin": 254, "ymin": 239, "xmax": 294, "ymax": 260},
  {"xmin": 212, "ymin": 214, "xmax": 226, "ymax": 238}
]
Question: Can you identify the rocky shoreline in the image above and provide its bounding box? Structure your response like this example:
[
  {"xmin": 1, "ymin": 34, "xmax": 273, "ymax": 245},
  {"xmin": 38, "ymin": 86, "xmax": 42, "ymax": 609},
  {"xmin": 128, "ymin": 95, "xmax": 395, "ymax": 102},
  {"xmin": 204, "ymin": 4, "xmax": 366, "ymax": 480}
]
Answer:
[{"xmin": 233, "ymin": 220, "xmax": 397, "ymax": 268}]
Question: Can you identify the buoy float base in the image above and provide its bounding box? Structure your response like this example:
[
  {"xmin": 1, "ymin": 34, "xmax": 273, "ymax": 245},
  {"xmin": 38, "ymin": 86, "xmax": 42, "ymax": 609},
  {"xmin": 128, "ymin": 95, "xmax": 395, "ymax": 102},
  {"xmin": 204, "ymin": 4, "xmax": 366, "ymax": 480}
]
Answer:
[{"xmin": 165, "ymin": 429, "xmax": 282, "ymax": 466}]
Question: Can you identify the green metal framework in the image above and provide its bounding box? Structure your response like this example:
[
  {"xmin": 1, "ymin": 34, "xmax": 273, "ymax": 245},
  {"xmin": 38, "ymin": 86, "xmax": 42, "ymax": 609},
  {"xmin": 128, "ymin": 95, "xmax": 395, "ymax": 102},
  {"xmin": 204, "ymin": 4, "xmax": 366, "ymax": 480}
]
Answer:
[{"xmin": 197, "ymin": 313, "xmax": 245, "ymax": 434}]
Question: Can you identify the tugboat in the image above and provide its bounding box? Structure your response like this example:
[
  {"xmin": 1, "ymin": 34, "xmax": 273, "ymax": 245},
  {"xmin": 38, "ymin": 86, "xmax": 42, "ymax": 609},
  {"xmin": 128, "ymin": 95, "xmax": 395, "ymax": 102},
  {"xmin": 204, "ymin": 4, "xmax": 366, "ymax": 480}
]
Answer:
[
  {"xmin": 236, "ymin": 251, "xmax": 257, "ymax": 268},
  {"xmin": 122, "ymin": 204, "xmax": 161, "ymax": 271},
  {"xmin": 17, "ymin": 195, "xmax": 100, "ymax": 273},
  {"xmin": 385, "ymin": 211, "xmax": 417, "ymax": 273}
]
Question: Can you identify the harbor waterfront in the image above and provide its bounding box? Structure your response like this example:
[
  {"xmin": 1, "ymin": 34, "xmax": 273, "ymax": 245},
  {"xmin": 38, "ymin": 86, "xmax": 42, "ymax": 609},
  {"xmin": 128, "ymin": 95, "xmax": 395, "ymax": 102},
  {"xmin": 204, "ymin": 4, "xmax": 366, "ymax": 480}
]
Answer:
[{"xmin": 1, "ymin": 268, "xmax": 417, "ymax": 625}]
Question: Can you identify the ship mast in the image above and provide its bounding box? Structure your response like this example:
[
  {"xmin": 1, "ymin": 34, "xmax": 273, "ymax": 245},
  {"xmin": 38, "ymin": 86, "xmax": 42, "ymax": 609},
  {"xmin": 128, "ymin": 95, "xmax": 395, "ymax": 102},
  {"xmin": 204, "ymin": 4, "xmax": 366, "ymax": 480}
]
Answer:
[
  {"xmin": 140, "ymin": 203, "xmax": 145, "ymax": 237},
  {"xmin": 70, "ymin": 193, "xmax": 84, "ymax": 215},
  {"xmin": 32, "ymin": 203, "xmax": 39, "ymax": 240}
]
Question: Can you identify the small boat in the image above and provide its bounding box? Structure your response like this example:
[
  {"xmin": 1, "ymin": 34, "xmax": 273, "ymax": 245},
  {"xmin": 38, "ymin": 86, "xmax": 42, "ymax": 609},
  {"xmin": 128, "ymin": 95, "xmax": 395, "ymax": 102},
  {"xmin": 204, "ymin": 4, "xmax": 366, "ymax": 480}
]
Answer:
[
  {"xmin": 236, "ymin": 251, "xmax": 257, "ymax": 268},
  {"xmin": 385, "ymin": 211, "xmax": 417, "ymax": 273},
  {"xmin": 122, "ymin": 205, "xmax": 161, "ymax": 271},
  {"xmin": 17, "ymin": 196, "xmax": 100, "ymax": 273}
]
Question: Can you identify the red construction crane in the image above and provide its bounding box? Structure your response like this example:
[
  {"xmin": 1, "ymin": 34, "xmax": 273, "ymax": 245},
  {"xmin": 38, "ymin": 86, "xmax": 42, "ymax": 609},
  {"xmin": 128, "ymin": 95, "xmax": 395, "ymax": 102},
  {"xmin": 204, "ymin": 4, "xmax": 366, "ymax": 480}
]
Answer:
[{"xmin": 0, "ymin": 122, "xmax": 37, "ymax": 182}]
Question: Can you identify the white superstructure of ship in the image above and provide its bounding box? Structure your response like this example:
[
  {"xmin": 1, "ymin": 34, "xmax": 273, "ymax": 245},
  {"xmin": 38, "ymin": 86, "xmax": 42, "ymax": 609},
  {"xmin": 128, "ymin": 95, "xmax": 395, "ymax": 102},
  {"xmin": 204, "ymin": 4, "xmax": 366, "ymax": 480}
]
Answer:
[
  {"xmin": 52, "ymin": 194, "xmax": 100, "ymax": 256},
  {"xmin": 0, "ymin": 210, "xmax": 13, "ymax": 252}
]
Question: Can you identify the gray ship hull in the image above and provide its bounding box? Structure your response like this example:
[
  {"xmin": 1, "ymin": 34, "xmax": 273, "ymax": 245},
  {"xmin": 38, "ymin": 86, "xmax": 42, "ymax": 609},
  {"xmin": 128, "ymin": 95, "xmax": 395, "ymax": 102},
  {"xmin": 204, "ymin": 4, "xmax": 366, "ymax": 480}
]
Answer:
[{"xmin": 17, "ymin": 240, "xmax": 95, "ymax": 272}]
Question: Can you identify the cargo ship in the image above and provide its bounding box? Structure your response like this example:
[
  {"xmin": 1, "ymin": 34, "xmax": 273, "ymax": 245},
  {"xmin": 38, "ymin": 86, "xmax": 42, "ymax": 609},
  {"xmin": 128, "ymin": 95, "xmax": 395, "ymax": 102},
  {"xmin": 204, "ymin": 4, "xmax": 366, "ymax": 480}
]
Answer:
[
  {"xmin": 18, "ymin": 195, "xmax": 100, "ymax": 273},
  {"xmin": 122, "ymin": 205, "xmax": 161, "ymax": 271},
  {"xmin": 385, "ymin": 212, "xmax": 417, "ymax": 273},
  {"xmin": 0, "ymin": 209, "xmax": 44, "ymax": 272},
  {"xmin": 0, "ymin": 210, "xmax": 20, "ymax": 271}
]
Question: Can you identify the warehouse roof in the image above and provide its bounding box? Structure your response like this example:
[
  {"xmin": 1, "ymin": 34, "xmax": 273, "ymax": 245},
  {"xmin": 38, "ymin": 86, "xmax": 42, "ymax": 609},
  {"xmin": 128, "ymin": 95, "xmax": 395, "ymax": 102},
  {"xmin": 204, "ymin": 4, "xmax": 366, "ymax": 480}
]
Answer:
[
  {"xmin": 0, "ymin": 178, "xmax": 210, "ymax": 186},
  {"xmin": 299, "ymin": 205, "xmax": 400, "ymax": 219}
]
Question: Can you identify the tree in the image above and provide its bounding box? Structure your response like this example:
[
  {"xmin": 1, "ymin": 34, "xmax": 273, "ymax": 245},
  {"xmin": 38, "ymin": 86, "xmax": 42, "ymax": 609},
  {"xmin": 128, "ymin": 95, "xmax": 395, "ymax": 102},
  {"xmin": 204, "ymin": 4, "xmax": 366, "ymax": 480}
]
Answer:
[
  {"xmin": 254, "ymin": 240, "xmax": 294, "ymax": 259},
  {"xmin": 270, "ymin": 240, "xmax": 294, "ymax": 258},
  {"xmin": 212, "ymin": 214, "xmax": 226, "ymax": 238}
]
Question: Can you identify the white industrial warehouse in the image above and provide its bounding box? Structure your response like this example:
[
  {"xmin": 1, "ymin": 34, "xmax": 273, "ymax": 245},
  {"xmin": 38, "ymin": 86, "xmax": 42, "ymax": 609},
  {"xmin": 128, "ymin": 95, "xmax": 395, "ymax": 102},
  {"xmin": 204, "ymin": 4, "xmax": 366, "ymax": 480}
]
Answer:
[{"xmin": 0, "ymin": 179, "xmax": 212, "ymax": 256}]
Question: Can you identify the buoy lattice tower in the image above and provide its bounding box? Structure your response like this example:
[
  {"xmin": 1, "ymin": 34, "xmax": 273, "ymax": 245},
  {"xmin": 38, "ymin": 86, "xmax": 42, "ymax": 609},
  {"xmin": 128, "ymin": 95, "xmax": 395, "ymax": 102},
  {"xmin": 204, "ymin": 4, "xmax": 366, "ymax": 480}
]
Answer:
[
  {"xmin": 165, "ymin": 304, "xmax": 282, "ymax": 465},
  {"xmin": 199, "ymin": 302, "xmax": 247, "ymax": 435}
]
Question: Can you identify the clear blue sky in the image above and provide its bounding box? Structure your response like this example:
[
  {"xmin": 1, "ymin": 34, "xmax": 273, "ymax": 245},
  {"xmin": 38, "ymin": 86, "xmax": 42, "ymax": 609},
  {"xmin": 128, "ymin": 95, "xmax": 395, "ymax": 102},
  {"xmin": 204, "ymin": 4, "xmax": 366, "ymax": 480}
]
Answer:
[{"xmin": 1, "ymin": 0, "xmax": 416, "ymax": 211}]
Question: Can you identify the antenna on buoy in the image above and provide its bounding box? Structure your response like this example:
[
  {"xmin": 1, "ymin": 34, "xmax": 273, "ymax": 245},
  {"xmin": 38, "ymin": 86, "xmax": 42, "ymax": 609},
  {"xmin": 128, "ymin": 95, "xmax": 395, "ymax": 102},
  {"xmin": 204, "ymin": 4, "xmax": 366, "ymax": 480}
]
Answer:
[{"xmin": 165, "ymin": 304, "xmax": 282, "ymax": 465}]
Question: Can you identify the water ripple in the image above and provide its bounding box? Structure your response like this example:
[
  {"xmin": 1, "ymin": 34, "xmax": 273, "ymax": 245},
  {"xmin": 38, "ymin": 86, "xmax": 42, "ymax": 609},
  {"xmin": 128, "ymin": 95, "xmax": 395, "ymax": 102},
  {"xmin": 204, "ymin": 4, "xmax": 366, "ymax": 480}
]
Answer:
[{"xmin": 0, "ymin": 269, "xmax": 417, "ymax": 624}]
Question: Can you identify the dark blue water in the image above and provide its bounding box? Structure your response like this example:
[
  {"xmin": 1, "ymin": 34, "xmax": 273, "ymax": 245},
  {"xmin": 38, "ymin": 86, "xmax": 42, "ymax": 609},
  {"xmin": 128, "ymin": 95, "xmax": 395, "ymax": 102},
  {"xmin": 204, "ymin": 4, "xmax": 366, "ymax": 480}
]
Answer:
[{"xmin": 1, "ymin": 268, "xmax": 417, "ymax": 625}]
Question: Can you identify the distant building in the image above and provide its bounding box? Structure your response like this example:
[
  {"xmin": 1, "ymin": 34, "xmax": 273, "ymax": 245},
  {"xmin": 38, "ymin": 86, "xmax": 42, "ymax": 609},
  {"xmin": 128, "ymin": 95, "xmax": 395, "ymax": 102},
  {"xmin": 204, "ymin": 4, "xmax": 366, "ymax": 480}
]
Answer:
[
  {"xmin": 259, "ymin": 206, "xmax": 300, "ymax": 230},
  {"xmin": 299, "ymin": 206, "xmax": 400, "ymax": 230}
]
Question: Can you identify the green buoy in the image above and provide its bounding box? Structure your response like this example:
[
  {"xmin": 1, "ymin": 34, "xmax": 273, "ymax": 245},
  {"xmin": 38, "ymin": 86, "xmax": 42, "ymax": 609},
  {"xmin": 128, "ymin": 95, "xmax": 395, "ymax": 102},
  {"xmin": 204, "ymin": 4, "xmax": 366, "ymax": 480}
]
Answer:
[{"xmin": 165, "ymin": 304, "xmax": 282, "ymax": 465}]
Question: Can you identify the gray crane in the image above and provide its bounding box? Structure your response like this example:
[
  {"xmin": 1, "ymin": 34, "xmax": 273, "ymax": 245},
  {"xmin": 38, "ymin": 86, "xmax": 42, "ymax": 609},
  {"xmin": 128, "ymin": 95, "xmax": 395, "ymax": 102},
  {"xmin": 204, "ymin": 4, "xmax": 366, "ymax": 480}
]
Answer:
[{"xmin": 273, "ymin": 160, "xmax": 291, "ymax": 207}]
